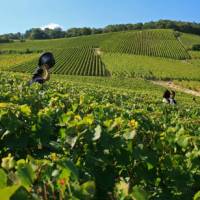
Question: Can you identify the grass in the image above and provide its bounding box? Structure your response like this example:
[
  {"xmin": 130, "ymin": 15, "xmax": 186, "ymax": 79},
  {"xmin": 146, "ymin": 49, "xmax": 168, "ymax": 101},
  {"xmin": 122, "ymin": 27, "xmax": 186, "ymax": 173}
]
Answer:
[
  {"xmin": 0, "ymin": 53, "xmax": 38, "ymax": 70},
  {"xmin": 102, "ymin": 29, "xmax": 190, "ymax": 59},
  {"xmin": 174, "ymin": 80, "xmax": 200, "ymax": 92},
  {"xmin": 4, "ymin": 71, "xmax": 199, "ymax": 106},
  {"xmin": 1, "ymin": 30, "xmax": 200, "ymax": 200},
  {"xmin": 180, "ymin": 33, "xmax": 200, "ymax": 49},
  {"xmin": 0, "ymin": 71, "xmax": 199, "ymax": 199},
  {"xmin": 189, "ymin": 51, "xmax": 200, "ymax": 59},
  {"xmin": 0, "ymin": 29, "xmax": 190, "ymax": 59},
  {"xmin": 102, "ymin": 53, "xmax": 200, "ymax": 81},
  {"xmin": 0, "ymin": 33, "xmax": 113, "ymax": 51}
]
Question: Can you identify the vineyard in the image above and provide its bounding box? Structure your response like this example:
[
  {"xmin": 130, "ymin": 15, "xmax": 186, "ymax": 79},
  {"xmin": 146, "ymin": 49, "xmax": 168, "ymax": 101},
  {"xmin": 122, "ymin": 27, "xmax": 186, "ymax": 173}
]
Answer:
[
  {"xmin": 0, "ymin": 33, "xmax": 113, "ymax": 51},
  {"xmin": 0, "ymin": 29, "xmax": 200, "ymax": 200},
  {"xmin": 9, "ymin": 47, "xmax": 110, "ymax": 76},
  {"xmin": 102, "ymin": 30, "xmax": 191, "ymax": 59},
  {"xmin": 0, "ymin": 29, "xmax": 195, "ymax": 78},
  {"xmin": 174, "ymin": 80, "xmax": 200, "ymax": 92},
  {"xmin": 0, "ymin": 71, "xmax": 200, "ymax": 200},
  {"xmin": 101, "ymin": 53, "xmax": 200, "ymax": 80},
  {"xmin": 180, "ymin": 33, "xmax": 200, "ymax": 49},
  {"xmin": 0, "ymin": 53, "xmax": 38, "ymax": 70}
]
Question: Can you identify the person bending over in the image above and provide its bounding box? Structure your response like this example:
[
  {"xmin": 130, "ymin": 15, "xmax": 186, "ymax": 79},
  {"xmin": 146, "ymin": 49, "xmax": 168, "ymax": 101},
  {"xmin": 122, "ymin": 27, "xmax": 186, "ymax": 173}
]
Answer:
[
  {"xmin": 162, "ymin": 90, "xmax": 171, "ymax": 104},
  {"xmin": 162, "ymin": 90, "xmax": 177, "ymax": 105},
  {"xmin": 30, "ymin": 52, "xmax": 55, "ymax": 85},
  {"xmin": 170, "ymin": 90, "xmax": 177, "ymax": 105}
]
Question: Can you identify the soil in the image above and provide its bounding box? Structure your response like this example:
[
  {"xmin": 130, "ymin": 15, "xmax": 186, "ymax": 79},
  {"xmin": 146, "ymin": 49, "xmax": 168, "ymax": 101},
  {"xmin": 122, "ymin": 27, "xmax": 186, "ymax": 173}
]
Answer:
[{"xmin": 152, "ymin": 81, "xmax": 200, "ymax": 97}]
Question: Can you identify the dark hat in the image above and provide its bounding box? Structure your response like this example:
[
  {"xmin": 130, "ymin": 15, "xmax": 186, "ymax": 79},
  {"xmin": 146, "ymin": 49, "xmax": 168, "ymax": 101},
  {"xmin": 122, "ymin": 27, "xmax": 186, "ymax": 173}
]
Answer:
[
  {"xmin": 38, "ymin": 52, "xmax": 55, "ymax": 68},
  {"xmin": 163, "ymin": 90, "xmax": 171, "ymax": 98}
]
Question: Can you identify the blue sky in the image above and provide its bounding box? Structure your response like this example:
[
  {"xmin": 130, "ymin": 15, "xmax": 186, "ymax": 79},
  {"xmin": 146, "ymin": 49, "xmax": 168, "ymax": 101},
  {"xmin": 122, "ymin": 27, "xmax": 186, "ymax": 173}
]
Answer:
[{"xmin": 0, "ymin": 0, "xmax": 199, "ymax": 34}]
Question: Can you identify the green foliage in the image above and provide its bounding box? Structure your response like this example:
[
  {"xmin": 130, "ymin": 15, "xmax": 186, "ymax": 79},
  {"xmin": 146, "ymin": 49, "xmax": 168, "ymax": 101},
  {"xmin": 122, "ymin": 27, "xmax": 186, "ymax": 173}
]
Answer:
[
  {"xmin": 174, "ymin": 80, "xmax": 200, "ymax": 92},
  {"xmin": 0, "ymin": 33, "xmax": 111, "ymax": 51},
  {"xmin": 0, "ymin": 28, "xmax": 200, "ymax": 200},
  {"xmin": 132, "ymin": 185, "xmax": 148, "ymax": 200},
  {"xmin": 0, "ymin": 185, "xmax": 21, "ymax": 200},
  {"xmin": 102, "ymin": 29, "xmax": 190, "ymax": 59},
  {"xmin": 102, "ymin": 53, "xmax": 200, "ymax": 80},
  {"xmin": 2, "ymin": 19, "xmax": 200, "ymax": 41},
  {"xmin": 180, "ymin": 33, "xmax": 200, "ymax": 49},
  {"xmin": 0, "ymin": 72, "xmax": 200, "ymax": 199},
  {"xmin": 8, "ymin": 47, "xmax": 110, "ymax": 76},
  {"xmin": 2, "ymin": 29, "xmax": 198, "ymax": 80},
  {"xmin": 0, "ymin": 36, "xmax": 12, "ymax": 44},
  {"xmin": 0, "ymin": 54, "xmax": 38, "ymax": 70},
  {"xmin": 0, "ymin": 29, "xmax": 190, "ymax": 60},
  {"xmin": 16, "ymin": 162, "xmax": 36, "ymax": 189},
  {"xmin": 0, "ymin": 169, "xmax": 7, "ymax": 188},
  {"xmin": 192, "ymin": 44, "xmax": 200, "ymax": 51},
  {"xmin": 194, "ymin": 191, "xmax": 200, "ymax": 200}
]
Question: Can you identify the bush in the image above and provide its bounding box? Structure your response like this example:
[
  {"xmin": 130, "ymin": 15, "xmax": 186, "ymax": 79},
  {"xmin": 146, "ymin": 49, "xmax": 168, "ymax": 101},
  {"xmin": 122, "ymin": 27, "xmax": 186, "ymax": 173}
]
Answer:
[
  {"xmin": 0, "ymin": 37, "xmax": 11, "ymax": 43},
  {"xmin": 20, "ymin": 39, "xmax": 26, "ymax": 42},
  {"xmin": 192, "ymin": 44, "xmax": 200, "ymax": 51}
]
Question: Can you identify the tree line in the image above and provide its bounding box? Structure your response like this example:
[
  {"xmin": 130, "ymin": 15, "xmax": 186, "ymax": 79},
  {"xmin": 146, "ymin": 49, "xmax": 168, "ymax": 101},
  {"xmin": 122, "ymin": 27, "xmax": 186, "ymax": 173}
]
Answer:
[{"xmin": 1, "ymin": 20, "xmax": 200, "ymax": 43}]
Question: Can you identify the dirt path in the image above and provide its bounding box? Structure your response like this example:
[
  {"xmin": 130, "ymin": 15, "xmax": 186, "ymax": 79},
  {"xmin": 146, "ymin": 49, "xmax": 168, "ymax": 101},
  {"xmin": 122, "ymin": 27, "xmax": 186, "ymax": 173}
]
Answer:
[
  {"xmin": 152, "ymin": 81, "xmax": 200, "ymax": 97},
  {"xmin": 94, "ymin": 48, "xmax": 102, "ymax": 56}
]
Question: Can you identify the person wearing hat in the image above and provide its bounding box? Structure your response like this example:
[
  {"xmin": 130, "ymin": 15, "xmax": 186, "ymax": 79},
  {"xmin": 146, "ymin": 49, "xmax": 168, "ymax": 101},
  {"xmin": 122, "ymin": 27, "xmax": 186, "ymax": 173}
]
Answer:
[
  {"xmin": 162, "ymin": 89, "xmax": 171, "ymax": 104},
  {"xmin": 30, "ymin": 52, "xmax": 55, "ymax": 85}
]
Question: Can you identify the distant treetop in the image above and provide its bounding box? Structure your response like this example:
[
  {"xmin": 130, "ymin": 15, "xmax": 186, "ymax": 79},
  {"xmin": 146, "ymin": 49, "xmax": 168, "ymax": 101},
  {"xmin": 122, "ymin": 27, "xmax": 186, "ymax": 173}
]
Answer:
[{"xmin": 1, "ymin": 20, "xmax": 200, "ymax": 41}]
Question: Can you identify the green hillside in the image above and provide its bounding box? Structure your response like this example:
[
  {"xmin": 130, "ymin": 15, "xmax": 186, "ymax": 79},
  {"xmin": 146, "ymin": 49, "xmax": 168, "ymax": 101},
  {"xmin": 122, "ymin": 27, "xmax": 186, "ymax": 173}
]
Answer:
[
  {"xmin": 180, "ymin": 33, "xmax": 200, "ymax": 49},
  {"xmin": 0, "ymin": 33, "xmax": 112, "ymax": 50},
  {"xmin": 102, "ymin": 29, "xmax": 190, "ymax": 59},
  {"xmin": 0, "ymin": 71, "xmax": 200, "ymax": 200},
  {"xmin": 1, "ymin": 28, "xmax": 200, "ymax": 199},
  {"xmin": 9, "ymin": 48, "xmax": 110, "ymax": 76},
  {"xmin": 1, "ymin": 29, "xmax": 190, "ymax": 59},
  {"xmin": 102, "ymin": 53, "xmax": 200, "ymax": 80},
  {"xmin": 1, "ymin": 29, "xmax": 197, "ymax": 79}
]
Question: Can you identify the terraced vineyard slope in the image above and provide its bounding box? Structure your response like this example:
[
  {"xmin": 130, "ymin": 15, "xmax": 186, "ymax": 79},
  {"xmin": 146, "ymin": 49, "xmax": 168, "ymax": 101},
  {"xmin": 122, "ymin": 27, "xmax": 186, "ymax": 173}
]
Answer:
[
  {"xmin": 0, "ymin": 29, "xmax": 197, "ymax": 78},
  {"xmin": 9, "ymin": 47, "xmax": 110, "ymax": 76},
  {"xmin": 0, "ymin": 72, "xmax": 200, "ymax": 199},
  {"xmin": 102, "ymin": 29, "xmax": 190, "ymax": 59}
]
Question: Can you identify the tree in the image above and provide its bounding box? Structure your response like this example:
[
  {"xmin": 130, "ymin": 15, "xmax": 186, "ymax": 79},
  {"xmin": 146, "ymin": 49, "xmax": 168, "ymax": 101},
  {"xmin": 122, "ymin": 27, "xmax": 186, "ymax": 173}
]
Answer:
[
  {"xmin": 0, "ymin": 34, "xmax": 12, "ymax": 43},
  {"xmin": 29, "ymin": 28, "xmax": 49, "ymax": 40},
  {"xmin": 2, "ymin": 20, "xmax": 200, "ymax": 41},
  {"xmin": 44, "ymin": 28, "xmax": 65, "ymax": 39},
  {"xmin": 91, "ymin": 28, "xmax": 103, "ymax": 34},
  {"xmin": 192, "ymin": 44, "xmax": 200, "ymax": 51}
]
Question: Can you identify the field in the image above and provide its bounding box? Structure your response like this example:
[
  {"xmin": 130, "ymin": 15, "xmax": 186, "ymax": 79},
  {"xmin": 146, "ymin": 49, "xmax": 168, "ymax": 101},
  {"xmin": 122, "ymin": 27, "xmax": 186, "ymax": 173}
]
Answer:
[
  {"xmin": 0, "ymin": 53, "xmax": 38, "ymax": 70},
  {"xmin": 1, "ymin": 29, "xmax": 198, "ymax": 80},
  {"xmin": 174, "ymin": 80, "xmax": 200, "ymax": 92},
  {"xmin": 101, "ymin": 53, "xmax": 200, "ymax": 80},
  {"xmin": 102, "ymin": 29, "xmax": 190, "ymax": 59},
  {"xmin": 0, "ymin": 33, "xmax": 112, "ymax": 51},
  {"xmin": 0, "ymin": 29, "xmax": 200, "ymax": 200},
  {"xmin": 0, "ymin": 71, "xmax": 200, "ymax": 200},
  {"xmin": 9, "ymin": 48, "xmax": 110, "ymax": 76},
  {"xmin": 180, "ymin": 33, "xmax": 200, "ymax": 49}
]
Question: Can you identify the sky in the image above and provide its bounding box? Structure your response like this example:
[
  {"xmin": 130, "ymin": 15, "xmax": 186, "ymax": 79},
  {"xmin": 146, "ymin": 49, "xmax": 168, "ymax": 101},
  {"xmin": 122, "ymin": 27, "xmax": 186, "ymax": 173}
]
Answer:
[{"xmin": 0, "ymin": 0, "xmax": 200, "ymax": 34}]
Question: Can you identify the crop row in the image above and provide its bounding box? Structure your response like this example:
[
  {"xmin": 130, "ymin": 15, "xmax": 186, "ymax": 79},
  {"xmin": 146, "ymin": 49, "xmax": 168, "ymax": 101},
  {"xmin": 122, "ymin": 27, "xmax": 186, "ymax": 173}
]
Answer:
[
  {"xmin": 9, "ymin": 47, "xmax": 110, "ymax": 76},
  {"xmin": 102, "ymin": 30, "xmax": 191, "ymax": 59},
  {"xmin": 102, "ymin": 53, "xmax": 200, "ymax": 80},
  {"xmin": 0, "ymin": 72, "xmax": 200, "ymax": 199},
  {"xmin": 0, "ymin": 33, "xmax": 113, "ymax": 51}
]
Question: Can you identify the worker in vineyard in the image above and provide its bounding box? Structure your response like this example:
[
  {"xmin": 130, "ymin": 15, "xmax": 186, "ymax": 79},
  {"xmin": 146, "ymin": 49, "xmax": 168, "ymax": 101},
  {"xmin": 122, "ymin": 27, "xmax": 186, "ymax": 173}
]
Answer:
[
  {"xmin": 162, "ymin": 90, "xmax": 177, "ymax": 105},
  {"xmin": 169, "ymin": 90, "xmax": 177, "ymax": 105},
  {"xmin": 29, "ymin": 52, "xmax": 55, "ymax": 85},
  {"xmin": 162, "ymin": 90, "xmax": 171, "ymax": 104}
]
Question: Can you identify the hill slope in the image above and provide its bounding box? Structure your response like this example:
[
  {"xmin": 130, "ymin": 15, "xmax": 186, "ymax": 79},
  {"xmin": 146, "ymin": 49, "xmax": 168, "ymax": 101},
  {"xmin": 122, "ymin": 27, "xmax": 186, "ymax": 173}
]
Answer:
[
  {"xmin": 0, "ymin": 29, "xmax": 199, "ymax": 79},
  {"xmin": 102, "ymin": 29, "xmax": 190, "ymax": 59},
  {"xmin": 0, "ymin": 71, "xmax": 200, "ymax": 199}
]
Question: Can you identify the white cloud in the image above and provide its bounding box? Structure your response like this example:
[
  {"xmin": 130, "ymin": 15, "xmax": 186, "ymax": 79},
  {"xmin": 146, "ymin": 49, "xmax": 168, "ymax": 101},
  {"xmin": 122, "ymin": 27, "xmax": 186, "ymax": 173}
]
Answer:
[{"xmin": 41, "ymin": 23, "xmax": 63, "ymax": 30}]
